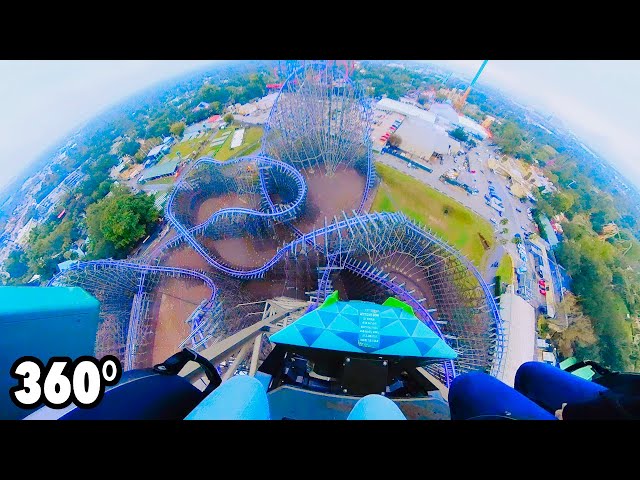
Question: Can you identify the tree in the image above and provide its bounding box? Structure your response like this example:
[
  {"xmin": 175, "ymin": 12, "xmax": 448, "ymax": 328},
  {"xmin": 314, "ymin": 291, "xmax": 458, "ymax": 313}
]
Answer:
[
  {"xmin": 388, "ymin": 133, "xmax": 402, "ymax": 148},
  {"xmin": 449, "ymin": 127, "xmax": 468, "ymax": 143},
  {"xmin": 5, "ymin": 249, "xmax": 29, "ymax": 280},
  {"xmin": 85, "ymin": 186, "xmax": 160, "ymax": 258},
  {"xmin": 435, "ymin": 92, "xmax": 448, "ymax": 102},
  {"xmin": 169, "ymin": 121, "xmax": 186, "ymax": 138},
  {"xmin": 223, "ymin": 113, "xmax": 234, "ymax": 124},
  {"xmin": 120, "ymin": 139, "xmax": 140, "ymax": 157},
  {"xmin": 494, "ymin": 121, "xmax": 525, "ymax": 156},
  {"xmin": 500, "ymin": 218, "xmax": 509, "ymax": 225}
]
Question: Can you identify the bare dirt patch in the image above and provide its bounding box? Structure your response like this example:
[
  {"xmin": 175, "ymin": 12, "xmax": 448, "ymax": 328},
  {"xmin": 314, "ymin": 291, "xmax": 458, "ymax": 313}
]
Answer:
[{"xmin": 293, "ymin": 167, "xmax": 365, "ymax": 233}]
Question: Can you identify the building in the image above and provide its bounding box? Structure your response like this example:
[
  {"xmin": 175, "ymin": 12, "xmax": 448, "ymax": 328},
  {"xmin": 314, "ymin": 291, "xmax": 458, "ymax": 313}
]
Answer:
[
  {"xmin": 539, "ymin": 215, "xmax": 559, "ymax": 248},
  {"xmin": 57, "ymin": 259, "xmax": 79, "ymax": 272},
  {"xmin": 430, "ymin": 103, "xmax": 460, "ymax": 125},
  {"xmin": 255, "ymin": 92, "xmax": 278, "ymax": 111},
  {"xmin": 237, "ymin": 103, "xmax": 258, "ymax": 116},
  {"xmin": 204, "ymin": 115, "xmax": 221, "ymax": 129},
  {"xmin": 376, "ymin": 98, "xmax": 436, "ymax": 124},
  {"xmin": 498, "ymin": 287, "xmax": 536, "ymax": 386},
  {"xmin": 138, "ymin": 159, "xmax": 180, "ymax": 184},
  {"xmin": 481, "ymin": 115, "xmax": 496, "ymax": 128},
  {"xmin": 230, "ymin": 128, "xmax": 246, "ymax": 149},
  {"xmin": 183, "ymin": 120, "xmax": 208, "ymax": 140},
  {"xmin": 109, "ymin": 159, "xmax": 129, "ymax": 179},
  {"xmin": 192, "ymin": 101, "xmax": 210, "ymax": 112},
  {"xmin": 61, "ymin": 169, "xmax": 85, "ymax": 192},
  {"xmin": 145, "ymin": 144, "xmax": 170, "ymax": 164},
  {"xmin": 456, "ymin": 115, "xmax": 490, "ymax": 140},
  {"xmin": 162, "ymin": 136, "xmax": 175, "ymax": 147},
  {"xmin": 393, "ymin": 117, "xmax": 461, "ymax": 160}
]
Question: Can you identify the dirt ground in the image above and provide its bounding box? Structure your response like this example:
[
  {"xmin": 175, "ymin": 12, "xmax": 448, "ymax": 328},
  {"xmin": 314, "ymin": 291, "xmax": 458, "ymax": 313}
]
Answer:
[
  {"xmin": 143, "ymin": 276, "xmax": 213, "ymax": 366},
  {"xmin": 201, "ymin": 235, "xmax": 280, "ymax": 269},
  {"xmin": 161, "ymin": 244, "xmax": 213, "ymax": 272},
  {"xmin": 195, "ymin": 193, "xmax": 253, "ymax": 225},
  {"xmin": 139, "ymin": 165, "xmax": 369, "ymax": 366},
  {"xmin": 293, "ymin": 166, "xmax": 365, "ymax": 233}
]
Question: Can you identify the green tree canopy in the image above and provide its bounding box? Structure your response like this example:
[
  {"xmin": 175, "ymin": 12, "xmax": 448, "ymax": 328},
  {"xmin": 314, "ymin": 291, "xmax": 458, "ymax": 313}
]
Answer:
[
  {"xmin": 120, "ymin": 139, "xmax": 141, "ymax": 157},
  {"xmin": 170, "ymin": 121, "xmax": 186, "ymax": 138},
  {"xmin": 449, "ymin": 127, "xmax": 468, "ymax": 143},
  {"xmin": 86, "ymin": 186, "xmax": 160, "ymax": 258},
  {"xmin": 5, "ymin": 249, "xmax": 29, "ymax": 280}
]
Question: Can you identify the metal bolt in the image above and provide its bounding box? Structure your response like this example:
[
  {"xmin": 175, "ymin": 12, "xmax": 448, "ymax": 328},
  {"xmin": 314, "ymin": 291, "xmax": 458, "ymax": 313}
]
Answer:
[
  {"xmin": 381, "ymin": 392, "xmax": 385, "ymax": 396},
  {"xmin": 382, "ymin": 360, "xmax": 388, "ymax": 366},
  {"xmin": 345, "ymin": 358, "xmax": 350, "ymax": 363},
  {"xmin": 343, "ymin": 388, "xmax": 348, "ymax": 393}
]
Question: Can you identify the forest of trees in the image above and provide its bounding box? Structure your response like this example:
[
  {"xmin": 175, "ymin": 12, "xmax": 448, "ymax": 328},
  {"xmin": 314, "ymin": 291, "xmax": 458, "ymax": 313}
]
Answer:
[{"xmin": 352, "ymin": 65, "xmax": 438, "ymax": 100}]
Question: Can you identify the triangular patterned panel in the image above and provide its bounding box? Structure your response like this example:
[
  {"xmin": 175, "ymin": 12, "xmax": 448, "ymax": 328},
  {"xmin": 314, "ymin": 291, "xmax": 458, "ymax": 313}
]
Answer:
[
  {"xmin": 377, "ymin": 334, "xmax": 408, "ymax": 350},
  {"xmin": 379, "ymin": 307, "xmax": 400, "ymax": 319},
  {"xmin": 339, "ymin": 303, "xmax": 360, "ymax": 316},
  {"xmin": 269, "ymin": 299, "xmax": 458, "ymax": 360},
  {"xmin": 296, "ymin": 312, "xmax": 326, "ymax": 329},
  {"xmin": 377, "ymin": 338, "xmax": 423, "ymax": 357},
  {"xmin": 332, "ymin": 330, "xmax": 362, "ymax": 350},
  {"xmin": 412, "ymin": 321, "xmax": 440, "ymax": 339},
  {"xmin": 379, "ymin": 320, "xmax": 410, "ymax": 337},
  {"xmin": 327, "ymin": 314, "xmax": 361, "ymax": 333},
  {"xmin": 312, "ymin": 329, "xmax": 364, "ymax": 352},
  {"xmin": 422, "ymin": 339, "xmax": 457, "ymax": 359},
  {"xmin": 317, "ymin": 309, "xmax": 337, "ymax": 328},
  {"xmin": 413, "ymin": 337, "xmax": 440, "ymax": 356},
  {"xmin": 297, "ymin": 325, "xmax": 325, "ymax": 347},
  {"xmin": 270, "ymin": 321, "xmax": 311, "ymax": 347}
]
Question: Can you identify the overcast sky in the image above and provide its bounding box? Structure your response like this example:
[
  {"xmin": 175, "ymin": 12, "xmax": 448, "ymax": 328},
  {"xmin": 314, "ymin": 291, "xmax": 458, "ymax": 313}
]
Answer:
[
  {"xmin": 427, "ymin": 60, "xmax": 640, "ymax": 188},
  {"xmin": 0, "ymin": 60, "xmax": 217, "ymax": 191},
  {"xmin": 1, "ymin": 60, "xmax": 639, "ymax": 192}
]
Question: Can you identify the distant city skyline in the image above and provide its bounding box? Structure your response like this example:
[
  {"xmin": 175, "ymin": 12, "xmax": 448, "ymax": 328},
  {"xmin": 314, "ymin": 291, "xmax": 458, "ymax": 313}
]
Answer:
[
  {"xmin": 426, "ymin": 60, "xmax": 640, "ymax": 189},
  {"xmin": 1, "ymin": 60, "xmax": 639, "ymax": 193}
]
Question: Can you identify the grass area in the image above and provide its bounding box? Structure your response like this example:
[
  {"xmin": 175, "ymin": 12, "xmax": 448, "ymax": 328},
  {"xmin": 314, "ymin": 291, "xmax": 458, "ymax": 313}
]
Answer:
[
  {"xmin": 371, "ymin": 163, "xmax": 495, "ymax": 268},
  {"xmin": 167, "ymin": 134, "xmax": 212, "ymax": 160},
  {"xmin": 496, "ymin": 253, "xmax": 514, "ymax": 284},
  {"xmin": 143, "ymin": 176, "xmax": 175, "ymax": 186},
  {"xmin": 212, "ymin": 126, "xmax": 264, "ymax": 161}
]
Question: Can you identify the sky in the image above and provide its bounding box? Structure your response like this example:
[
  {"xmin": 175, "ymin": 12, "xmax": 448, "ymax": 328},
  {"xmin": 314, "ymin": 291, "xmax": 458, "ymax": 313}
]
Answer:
[
  {"xmin": 427, "ymin": 60, "xmax": 640, "ymax": 188},
  {"xmin": 0, "ymin": 60, "xmax": 217, "ymax": 191},
  {"xmin": 1, "ymin": 60, "xmax": 639, "ymax": 192}
]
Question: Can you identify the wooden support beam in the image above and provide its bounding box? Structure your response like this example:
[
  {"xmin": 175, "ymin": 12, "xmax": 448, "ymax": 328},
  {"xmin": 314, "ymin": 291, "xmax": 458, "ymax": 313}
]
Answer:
[
  {"xmin": 222, "ymin": 342, "xmax": 252, "ymax": 381},
  {"xmin": 249, "ymin": 333, "xmax": 263, "ymax": 377}
]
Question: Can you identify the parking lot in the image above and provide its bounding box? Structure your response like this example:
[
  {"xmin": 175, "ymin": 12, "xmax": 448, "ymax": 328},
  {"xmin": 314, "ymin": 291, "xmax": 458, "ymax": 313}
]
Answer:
[
  {"xmin": 374, "ymin": 137, "xmax": 554, "ymax": 314},
  {"xmin": 371, "ymin": 111, "xmax": 405, "ymax": 152}
]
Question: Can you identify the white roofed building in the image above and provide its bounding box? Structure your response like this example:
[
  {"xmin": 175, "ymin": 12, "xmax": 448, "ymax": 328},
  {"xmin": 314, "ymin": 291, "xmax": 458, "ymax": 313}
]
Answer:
[{"xmin": 375, "ymin": 98, "xmax": 436, "ymax": 124}]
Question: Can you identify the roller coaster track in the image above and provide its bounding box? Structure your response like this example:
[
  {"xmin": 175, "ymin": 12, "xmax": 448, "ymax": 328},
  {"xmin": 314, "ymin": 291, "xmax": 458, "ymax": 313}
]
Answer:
[
  {"xmin": 48, "ymin": 260, "xmax": 222, "ymax": 369},
  {"xmin": 52, "ymin": 61, "xmax": 504, "ymax": 381}
]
